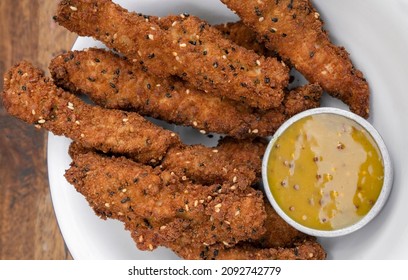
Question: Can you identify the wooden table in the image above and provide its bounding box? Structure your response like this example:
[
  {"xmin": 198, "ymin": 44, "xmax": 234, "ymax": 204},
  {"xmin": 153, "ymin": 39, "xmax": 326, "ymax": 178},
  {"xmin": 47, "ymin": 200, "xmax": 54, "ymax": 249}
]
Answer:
[{"xmin": 0, "ymin": 0, "xmax": 77, "ymax": 259}]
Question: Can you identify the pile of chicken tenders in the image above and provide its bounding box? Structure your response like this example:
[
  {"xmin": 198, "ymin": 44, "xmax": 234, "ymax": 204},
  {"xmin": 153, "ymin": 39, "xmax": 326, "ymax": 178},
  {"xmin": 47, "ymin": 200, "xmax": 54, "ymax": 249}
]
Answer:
[{"xmin": 2, "ymin": 0, "xmax": 370, "ymax": 259}]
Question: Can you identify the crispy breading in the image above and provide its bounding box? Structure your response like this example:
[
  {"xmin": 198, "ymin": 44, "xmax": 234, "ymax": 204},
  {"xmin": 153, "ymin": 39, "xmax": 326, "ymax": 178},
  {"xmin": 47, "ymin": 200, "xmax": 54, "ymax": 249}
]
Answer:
[
  {"xmin": 65, "ymin": 148, "xmax": 268, "ymax": 250},
  {"xmin": 214, "ymin": 21, "xmax": 274, "ymax": 57},
  {"xmin": 3, "ymin": 61, "xmax": 265, "ymax": 188},
  {"xmin": 161, "ymin": 137, "xmax": 266, "ymax": 189},
  {"xmin": 50, "ymin": 48, "xmax": 322, "ymax": 138},
  {"xmin": 2, "ymin": 61, "xmax": 180, "ymax": 164},
  {"xmin": 166, "ymin": 238, "xmax": 326, "ymax": 260},
  {"xmin": 221, "ymin": 0, "xmax": 370, "ymax": 118},
  {"xmin": 54, "ymin": 0, "xmax": 290, "ymax": 109}
]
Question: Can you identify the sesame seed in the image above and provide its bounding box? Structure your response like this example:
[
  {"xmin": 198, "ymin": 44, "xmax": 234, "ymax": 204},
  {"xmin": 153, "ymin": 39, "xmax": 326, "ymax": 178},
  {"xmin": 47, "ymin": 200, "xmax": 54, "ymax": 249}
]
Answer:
[
  {"xmin": 185, "ymin": 89, "xmax": 190, "ymax": 94},
  {"xmin": 37, "ymin": 119, "xmax": 46, "ymax": 124},
  {"xmin": 256, "ymin": 60, "xmax": 261, "ymax": 66},
  {"xmin": 160, "ymin": 226, "xmax": 166, "ymax": 230},
  {"xmin": 193, "ymin": 121, "xmax": 198, "ymax": 126},
  {"xmin": 215, "ymin": 203, "xmax": 222, "ymax": 208},
  {"xmin": 223, "ymin": 241, "xmax": 229, "ymax": 246},
  {"xmin": 67, "ymin": 102, "xmax": 74, "ymax": 110},
  {"xmin": 148, "ymin": 244, "xmax": 153, "ymax": 250},
  {"xmin": 309, "ymin": 253, "xmax": 314, "ymax": 258},
  {"xmin": 203, "ymin": 242, "xmax": 209, "ymax": 246},
  {"xmin": 139, "ymin": 235, "xmax": 144, "ymax": 242},
  {"xmin": 179, "ymin": 43, "xmax": 187, "ymax": 47},
  {"xmin": 150, "ymin": 27, "xmax": 156, "ymax": 30},
  {"xmin": 199, "ymin": 199, "xmax": 204, "ymax": 203},
  {"xmin": 80, "ymin": 133, "xmax": 85, "ymax": 138},
  {"xmin": 215, "ymin": 208, "xmax": 220, "ymax": 213},
  {"xmin": 314, "ymin": 12, "xmax": 320, "ymax": 19},
  {"xmin": 175, "ymin": 56, "xmax": 180, "ymax": 61},
  {"xmin": 31, "ymin": 109, "xmax": 36, "ymax": 115},
  {"xmin": 180, "ymin": 13, "xmax": 185, "ymax": 19},
  {"xmin": 212, "ymin": 149, "xmax": 218, "ymax": 153},
  {"xmin": 199, "ymin": 130, "xmax": 206, "ymax": 134},
  {"xmin": 270, "ymin": 27, "xmax": 277, "ymax": 33},
  {"xmin": 147, "ymin": 34, "xmax": 154, "ymax": 40},
  {"xmin": 137, "ymin": 51, "xmax": 142, "ymax": 57},
  {"xmin": 122, "ymin": 118, "xmax": 129, "ymax": 123},
  {"xmin": 118, "ymin": 212, "xmax": 123, "ymax": 216},
  {"xmin": 194, "ymin": 200, "xmax": 198, "ymax": 207},
  {"xmin": 252, "ymin": 129, "xmax": 259, "ymax": 134},
  {"xmin": 230, "ymin": 185, "xmax": 237, "ymax": 190},
  {"xmin": 224, "ymin": 220, "xmax": 230, "ymax": 225},
  {"xmin": 182, "ymin": 176, "xmax": 187, "ymax": 181},
  {"xmin": 259, "ymin": 17, "xmax": 264, "ymax": 22},
  {"xmin": 235, "ymin": 210, "xmax": 240, "ymax": 216},
  {"xmin": 170, "ymin": 133, "xmax": 176, "ymax": 137},
  {"xmin": 69, "ymin": 6, "xmax": 77, "ymax": 11},
  {"xmin": 222, "ymin": 55, "xmax": 227, "ymax": 59},
  {"xmin": 185, "ymin": 204, "xmax": 189, "ymax": 211},
  {"xmin": 122, "ymin": 188, "xmax": 127, "ymax": 193},
  {"xmin": 104, "ymin": 203, "xmax": 110, "ymax": 208},
  {"xmin": 207, "ymin": 196, "xmax": 212, "ymax": 201},
  {"xmin": 156, "ymin": 84, "xmax": 161, "ymax": 87},
  {"xmin": 232, "ymin": 176, "xmax": 237, "ymax": 183},
  {"xmin": 75, "ymin": 120, "xmax": 80, "ymax": 125}
]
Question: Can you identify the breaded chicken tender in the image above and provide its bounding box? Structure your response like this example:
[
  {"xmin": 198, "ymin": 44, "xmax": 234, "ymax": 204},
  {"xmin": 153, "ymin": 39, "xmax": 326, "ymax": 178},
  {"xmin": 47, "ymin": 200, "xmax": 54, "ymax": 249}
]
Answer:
[
  {"xmin": 167, "ymin": 238, "xmax": 326, "ymax": 260},
  {"xmin": 50, "ymin": 48, "xmax": 322, "ymax": 138},
  {"xmin": 2, "ymin": 61, "xmax": 180, "ymax": 164},
  {"xmin": 54, "ymin": 0, "xmax": 289, "ymax": 109},
  {"xmin": 221, "ymin": 0, "xmax": 370, "ymax": 118},
  {"xmin": 65, "ymin": 148, "xmax": 267, "ymax": 250},
  {"xmin": 214, "ymin": 21, "xmax": 274, "ymax": 57},
  {"xmin": 161, "ymin": 137, "xmax": 266, "ymax": 189},
  {"xmin": 3, "ymin": 61, "xmax": 264, "ymax": 188}
]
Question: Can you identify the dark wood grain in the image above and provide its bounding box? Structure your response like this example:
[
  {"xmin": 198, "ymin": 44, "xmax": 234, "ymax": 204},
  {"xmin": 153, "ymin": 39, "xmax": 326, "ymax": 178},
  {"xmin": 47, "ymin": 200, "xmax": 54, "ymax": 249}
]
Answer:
[{"xmin": 0, "ymin": 0, "xmax": 77, "ymax": 259}]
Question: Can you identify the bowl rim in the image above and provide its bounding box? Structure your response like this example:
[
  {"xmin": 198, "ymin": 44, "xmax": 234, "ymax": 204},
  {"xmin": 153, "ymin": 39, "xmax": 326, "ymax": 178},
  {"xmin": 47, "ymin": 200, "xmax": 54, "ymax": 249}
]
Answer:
[{"xmin": 261, "ymin": 107, "xmax": 393, "ymax": 237}]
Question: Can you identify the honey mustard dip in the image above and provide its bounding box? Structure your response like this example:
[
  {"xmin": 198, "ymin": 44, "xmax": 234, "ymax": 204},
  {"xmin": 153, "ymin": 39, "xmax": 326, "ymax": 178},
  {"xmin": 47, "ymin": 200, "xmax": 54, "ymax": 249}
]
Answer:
[{"xmin": 266, "ymin": 113, "xmax": 384, "ymax": 231}]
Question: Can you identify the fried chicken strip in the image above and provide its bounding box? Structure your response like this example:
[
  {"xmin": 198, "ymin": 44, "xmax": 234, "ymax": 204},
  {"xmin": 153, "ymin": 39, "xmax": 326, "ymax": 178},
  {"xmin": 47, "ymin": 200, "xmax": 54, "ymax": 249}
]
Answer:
[
  {"xmin": 214, "ymin": 21, "xmax": 274, "ymax": 57},
  {"xmin": 54, "ymin": 0, "xmax": 289, "ymax": 109},
  {"xmin": 2, "ymin": 61, "xmax": 180, "ymax": 164},
  {"xmin": 65, "ymin": 147, "xmax": 267, "ymax": 249},
  {"xmin": 220, "ymin": 0, "xmax": 370, "ymax": 118},
  {"xmin": 161, "ymin": 137, "xmax": 266, "ymax": 188},
  {"xmin": 167, "ymin": 238, "xmax": 326, "ymax": 260},
  {"xmin": 50, "ymin": 48, "xmax": 322, "ymax": 138},
  {"xmin": 3, "ymin": 61, "xmax": 264, "ymax": 188}
]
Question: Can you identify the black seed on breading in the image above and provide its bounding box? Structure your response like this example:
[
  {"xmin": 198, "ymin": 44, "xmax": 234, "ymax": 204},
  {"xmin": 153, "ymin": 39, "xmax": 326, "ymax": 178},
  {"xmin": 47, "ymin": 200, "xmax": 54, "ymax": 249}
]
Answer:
[
  {"xmin": 165, "ymin": 92, "xmax": 172, "ymax": 98},
  {"xmin": 147, "ymin": 53, "xmax": 155, "ymax": 59},
  {"xmin": 271, "ymin": 17, "xmax": 278, "ymax": 22},
  {"xmin": 146, "ymin": 83, "xmax": 151, "ymax": 90},
  {"xmin": 121, "ymin": 197, "xmax": 130, "ymax": 204}
]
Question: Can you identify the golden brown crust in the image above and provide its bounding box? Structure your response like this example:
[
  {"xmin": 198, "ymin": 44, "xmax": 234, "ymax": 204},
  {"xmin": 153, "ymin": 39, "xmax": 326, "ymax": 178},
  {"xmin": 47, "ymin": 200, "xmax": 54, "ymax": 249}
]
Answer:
[
  {"xmin": 221, "ymin": 0, "xmax": 370, "ymax": 117},
  {"xmin": 50, "ymin": 48, "xmax": 321, "ymax": 138},
  {"xmin": 170, "ymin": 238, "xmax": 326, "ymax": 260},
  {"xmin": 65, "ymin": 148, "xmax": 268, "ymax": 249},
  {"xmin": 2, "ymin": 61, "xmax": 180, "ymax": 164},
  {"xmin": 214, "ymin": 21, "xmax": 275, "ymax": 57},
  {"xmin": 161, "ymin": 137, "xmax": 266, "ymax": 190},
  {"xmin": 54, "ymin": 0, "xmax": 289, "ymax": 109}
]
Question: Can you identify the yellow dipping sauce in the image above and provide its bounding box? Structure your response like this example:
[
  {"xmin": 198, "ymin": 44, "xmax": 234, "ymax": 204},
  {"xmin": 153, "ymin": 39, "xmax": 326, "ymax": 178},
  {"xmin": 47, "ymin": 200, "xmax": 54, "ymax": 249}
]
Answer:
[{"xmin": 267, "ymin": 113, "xmax": 384, "ymax": 230}]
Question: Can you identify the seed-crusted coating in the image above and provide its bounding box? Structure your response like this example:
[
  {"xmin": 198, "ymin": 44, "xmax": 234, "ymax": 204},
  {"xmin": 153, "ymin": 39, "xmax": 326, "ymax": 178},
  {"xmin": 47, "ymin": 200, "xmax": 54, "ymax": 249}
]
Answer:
[
  {"xmin": 214, "ymin": 21, "xmax": 275, "ymax": 57},
  {"xmin": 50, "ymin": 48, "xmax": 322, "ymax": 138},
  {"xmin": 54, "ymin": 0, "xmax": 289, "ymax": 109},
  {"xmin": 65, "ymin": 148, "xmax": 267, "ymax": 249},
  {"xmin": 168, "ymin": 238, "xmax": 326, "ymax": 260},
  {"xmin": 161, "ymin": 137, "xmax": 267, "ymax": 189},
  {"xmin": 221, "ymin": 0, "xmax": 370, "ymax": 118},
  {"xmin": 1, "ymin": 61, "xmax": 181, "ymax": 164}
]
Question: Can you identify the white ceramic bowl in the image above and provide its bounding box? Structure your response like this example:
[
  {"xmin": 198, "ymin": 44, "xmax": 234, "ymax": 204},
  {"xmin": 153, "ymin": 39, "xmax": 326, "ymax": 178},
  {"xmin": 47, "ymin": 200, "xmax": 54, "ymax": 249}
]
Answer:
[{"xmin": 261, "ymin": 107, "xmax": 393, "ymax": 237}]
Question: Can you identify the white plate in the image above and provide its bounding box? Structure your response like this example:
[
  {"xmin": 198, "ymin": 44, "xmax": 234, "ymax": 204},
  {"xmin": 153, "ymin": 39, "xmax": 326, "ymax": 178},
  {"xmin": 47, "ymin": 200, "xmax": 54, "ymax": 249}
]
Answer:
[{"xmin": 48, "ymin": 0, "xmax": 408, "ymax": 259}]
